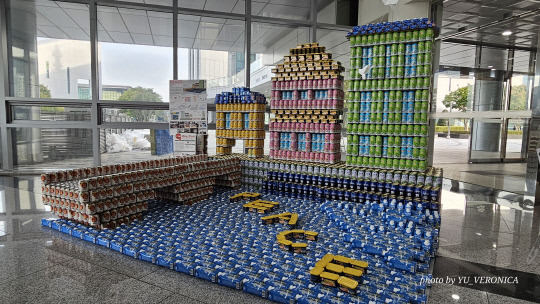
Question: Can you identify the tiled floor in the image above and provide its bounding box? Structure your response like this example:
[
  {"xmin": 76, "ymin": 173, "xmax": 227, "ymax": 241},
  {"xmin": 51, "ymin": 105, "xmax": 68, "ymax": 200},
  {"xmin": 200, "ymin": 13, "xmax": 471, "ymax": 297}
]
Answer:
[{"xmin": 1, "ymin": 175, "xmax": 539, "ymax": 303}]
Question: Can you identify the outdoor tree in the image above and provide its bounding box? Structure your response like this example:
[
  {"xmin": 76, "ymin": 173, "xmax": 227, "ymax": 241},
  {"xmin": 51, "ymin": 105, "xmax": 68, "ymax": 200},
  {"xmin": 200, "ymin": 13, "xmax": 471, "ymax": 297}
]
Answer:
[
  {"xmin": 40, "ymin": 84, "xmax": 51, "ymax": 98},
  {"xmin": 442, "ymin": 86, "xmax": 471, "ymax": 130},
  {"xmin": 118, "ymin": 86, "xmax": 164, "ymax": 122},
  {"xmin": 509, "ymin": 84, "xmax": 527, "ymax": 110}
]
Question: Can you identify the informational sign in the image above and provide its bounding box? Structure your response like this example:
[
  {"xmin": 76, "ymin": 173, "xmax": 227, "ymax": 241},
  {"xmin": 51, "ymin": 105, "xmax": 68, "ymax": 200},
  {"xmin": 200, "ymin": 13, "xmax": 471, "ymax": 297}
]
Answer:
[{"xmin": 169, "ymin": 80, "xmax": 207, "ymax": 154}]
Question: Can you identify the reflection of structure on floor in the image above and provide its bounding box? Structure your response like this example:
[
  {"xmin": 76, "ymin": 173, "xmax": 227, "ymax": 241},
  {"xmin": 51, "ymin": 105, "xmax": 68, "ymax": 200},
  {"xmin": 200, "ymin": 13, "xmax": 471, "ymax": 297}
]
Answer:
[{"xmin": 41, "ymin": 189, "xmax": 438, "ymax": 303}]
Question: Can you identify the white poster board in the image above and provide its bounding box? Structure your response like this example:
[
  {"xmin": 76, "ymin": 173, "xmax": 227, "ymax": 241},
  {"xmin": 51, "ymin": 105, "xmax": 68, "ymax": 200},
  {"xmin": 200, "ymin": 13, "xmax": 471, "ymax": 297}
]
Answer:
[{"xmin": 169, "ymin": 80, "xmax": 207, "ymax": 154}]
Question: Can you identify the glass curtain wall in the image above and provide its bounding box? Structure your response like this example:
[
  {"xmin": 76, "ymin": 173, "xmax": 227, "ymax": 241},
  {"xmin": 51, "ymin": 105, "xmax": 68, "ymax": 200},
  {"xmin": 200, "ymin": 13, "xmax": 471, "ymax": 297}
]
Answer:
[{"xmin": 1, "ymin": 0, "xmax": 352, "ymax": 171}]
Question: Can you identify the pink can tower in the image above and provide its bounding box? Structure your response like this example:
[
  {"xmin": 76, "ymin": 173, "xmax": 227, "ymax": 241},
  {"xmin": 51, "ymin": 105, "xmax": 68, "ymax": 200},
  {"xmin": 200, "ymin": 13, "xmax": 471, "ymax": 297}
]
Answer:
[{"xmin": 268, "ymin": 42, "xmax": 345, "ymax": 164}]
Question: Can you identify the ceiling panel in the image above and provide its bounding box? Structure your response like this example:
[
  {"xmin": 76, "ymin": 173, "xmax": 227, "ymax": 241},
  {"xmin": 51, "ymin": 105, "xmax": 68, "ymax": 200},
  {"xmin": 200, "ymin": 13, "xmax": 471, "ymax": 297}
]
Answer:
[
  {"xmin": 122, "ymin": 14, "xmax": 152, "ymax": 34},
  {"xmin": 36, "ymin": 5, "xmax": 80, "ymax": 29},
  {"xmin": 204, "ymin": 0, "xmax": 238, "ymax": 13},
  {"xmin": 153, "ymin": 35, "xmax": 172, "ymax": 47},
  {"xmin": 178, "ymin": 0, "xmax": 206, "ymax": 10},
  {"xmin": 62, "ymin": 27, "xmax": 90, "ymax": 40},
  {"xmin": 178, "ymin": 20, "xmax": 201, "ymax": 39},
  {"xmin": 131, "ymin": 33, "xmax": 154, "ymax": 45},
  {"xmin": 98, "ymin": 12, "xmax": 129, "ymax": 32},
  {"xmin": 39, "ymin": 25, "xmax": 70, "ymax": 39},
  {"xmin": 149, "ymin": 16, "xmax": 173, "ymax": 36},
  {"xmin": 108, "ymin": 31, "xmax": 134, "ymax": 44}
]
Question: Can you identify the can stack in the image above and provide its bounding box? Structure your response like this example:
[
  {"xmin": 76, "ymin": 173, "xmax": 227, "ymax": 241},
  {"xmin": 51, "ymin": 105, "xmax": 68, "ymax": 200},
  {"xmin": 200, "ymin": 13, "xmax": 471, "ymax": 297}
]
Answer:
[
  {"xmin": 215, "ymin": 87, "xmax": 267, "ymax": 158},
  {"xmin": 42, "ymin": 188, "xmax": 438, "ymax": 303},
  {"xmin": 346, "ymin": 18, "xmax": 439, "ymax": 171},
  {"xmin": 40, "ymin": 155, "xmax": 241, "ymax": 229},
  {"xmin": 269, "ymin": 43, "xmax": 345, "ymax": 164}
]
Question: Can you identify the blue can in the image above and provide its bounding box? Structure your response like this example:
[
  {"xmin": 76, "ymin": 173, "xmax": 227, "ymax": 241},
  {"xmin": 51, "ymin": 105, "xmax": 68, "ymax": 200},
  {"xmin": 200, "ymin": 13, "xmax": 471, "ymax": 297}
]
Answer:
[
  {"xmin": 386, "ymin": 45, "xmax": 392, "ymax": 55},
  {"xmin": 386, "ymin": 56, "xmax": 392, "ymax": 67},
  {"xmin": 406, "ymin": 113, "xmax": 414, "ymax": 124},
  {"xmin": 404, "ymin": 67, "xmax": 410, "ymax": 78},
  {"xmin": 385, "ymin": 67, "xmax": 391, "ymax": 78},
  {"xmin": 406, "ymin": 147, "xmax": 413, "ymax": 158},
  {"xmin": 384, "ymin": 91, "xmax": 390, "ymax": 102},
  {"xmin": 363, "ymin": 48, "xmax": 368, "ymax": 57},
  {"xmin": 351, "ymin": 191, "xmax": 358, "ymax": 202},
  {"xmin": 408, "ymin": 91, "xmax": 415, "ymax": 102},
  {"xmin": 331, "ymin": 190, "xmax": 338, "ymax": 200},
  {"xmin": 407, "ymin": 137, "xmax": 413, "ymax": 147},
  {"xmin": 365, "ymin": 113, "xmax": 371, "ymax": 123},
  {"xmin": 412, "ymin": 43, "xmax": 418, "ymax": 54},
  {"xmin": 359, "ymin": 112, "xmax": 365, "ymax": 123},
  {"xmin": 383, "ymin": 101, "xmax": 389, "ymax": 112},
  {"xmin": 366, "ymin": 92, "xmax": 372, "ymax": 101},
  {"xmin": 414, "ymin": 187, "xmax": 422, "ymax": 199},
  {"xmin": 405, "ymin": 44, "xmax": 411, "ymax": 55},
  {"xmin": 368, "ymin": 47, "xmax": 373, "ymax": 58},
  {"xmin": 358, "ymin": 191, "xmax": 366, "ymax": 203},
  {"xmin": 361, "ymin": 92, "xmax": 366, "ymax": 102},
  {"xmin": 382, "ymin": 113, "xmax": 389, "ymax": 124},
  {"xmin": 398, "ymin": 185, "xmax": 406, "ymax": 197},
  {"xmin": 366, "ymin": 101, "xmax": 372, "ymax": 112},
  {"xmin": 430, "ymin": 188, "xmax": 440, "ymax": 202},
  {"xmin": 411, "ymin": 54, "xmax": 417, "ymax": 66},
  {"xmin": 401, "ymin": 147, "xmax": 407, "ymax": 157},
  {"xmin": 363, "ymin": 58, "xmax": 369, "ymax": 67},
  {"xmin": 410, "ymin": 66, "xmax": 417, "ymax": 77},
  {"xmin": 405, "ymin": 55, "xmax": 411, "ymax": 66}
]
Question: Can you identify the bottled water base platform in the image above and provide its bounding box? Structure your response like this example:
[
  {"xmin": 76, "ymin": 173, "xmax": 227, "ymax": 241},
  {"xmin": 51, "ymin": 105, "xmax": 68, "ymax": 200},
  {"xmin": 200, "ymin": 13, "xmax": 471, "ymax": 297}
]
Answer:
[{"xmin": 42, "ymin": 188, "xmax": 439, "ymax": 304}]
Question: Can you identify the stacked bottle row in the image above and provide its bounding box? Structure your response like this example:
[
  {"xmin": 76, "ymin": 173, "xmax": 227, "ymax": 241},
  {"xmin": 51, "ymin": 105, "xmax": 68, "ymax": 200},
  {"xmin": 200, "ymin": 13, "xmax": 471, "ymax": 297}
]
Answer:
[
  {"xmin": 346, "ymin": 19, "xmax": 438, "ymax": 171},
  {"xmin": 217, "ymin": 112, "xmax": 265, "ymax": 131}
]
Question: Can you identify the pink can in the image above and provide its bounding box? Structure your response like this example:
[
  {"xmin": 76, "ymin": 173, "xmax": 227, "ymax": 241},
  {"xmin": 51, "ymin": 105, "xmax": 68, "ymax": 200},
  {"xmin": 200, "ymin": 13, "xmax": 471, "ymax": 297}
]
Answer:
[
  {"xmin": 322, "ymin": 79, "xmax": 328, "ymax": 89},
  {"xmin": 307, "ymin": 90, "xmax": 314, "ymax": 100},
  {"xmin": 313, "ymin": 123, "xmax": 319, "ymax": 133},
  {"xmin": 307, "ymin": 79, "xmax": 313, "ymax": 89},
  {"xmin": 329, "ymin": 133, "xmax": 337, "ymax": 142},
  {"xmin": 332, "ymin": 78, "xmax": 339, "ymax": 89},
  {"xmin": 305, "ymin": 132, "xmax": 311, "ymax": 141}
]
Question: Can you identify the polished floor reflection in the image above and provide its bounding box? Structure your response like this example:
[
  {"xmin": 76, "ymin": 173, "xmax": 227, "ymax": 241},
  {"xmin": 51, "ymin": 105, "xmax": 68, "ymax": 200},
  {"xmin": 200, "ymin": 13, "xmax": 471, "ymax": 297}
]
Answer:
[{"xmin": 0, "ymin": 176, "xmax": 539, "ymax": 303}]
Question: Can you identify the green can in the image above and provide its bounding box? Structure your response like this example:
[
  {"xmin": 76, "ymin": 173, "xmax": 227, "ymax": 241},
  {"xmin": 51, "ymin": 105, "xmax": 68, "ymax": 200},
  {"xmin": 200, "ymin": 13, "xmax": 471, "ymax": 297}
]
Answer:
[
  {"xmin": 396, "ymin": 78, "xmax": 403, "ymax": 89},
  {"xmin": 377, "ymin": 79, "xmax": 384, "ymax": 90},
  {"xmin": 352, "ymin": 123, "xmax": 358, "ymax": 134},
  {"xmin": 413, "ymin": 113, "xmax": 421, "ymax": 124},
  {"xmin": 398, "ymin": 55, "xmax": 405, "ymax": 66},
  {"xmin": 424, "ymin": 63, "xmax": 432, "ymax": 75},
  {"xmin": 405, "ymin": 159, "xmax": 413, "ymax": 170},
  {"xmin": 424, "ymin": 52, "xmax": 432, "ymax": 63},
  {"xmin": 412, "ymin": 148, "xmax": 419, "ymax": 159},
  {"xmin": 384, "ymin": 79, "xmax": 391, "ymax": 90},
  {"xmin": 353, "ymin": 112, "xmax": 360, "ymax": 122},
  {"xmin": 399, "ymin": 159, "xmax": 406, "ymax": 170},
  {"xmin": 388, "ymin": 124, "xmax": 395, "ymax": 135},
  {"xmin": 388, "ymin": 91, "xmax": 396, "ymax": 102},
  {"xmin": 352, "ymin": 156, "xmax": 358, "ymax": 165},
  {"xmin": 377, "ymin": 91, "xmax": 384, "ymax": 101},
  {"xmin": 423, "ymin": 77, "xmax": 430, "ymax": 89},
  {"xmin": 422, "ymin": 90, "xmax": 429, "ymax": 101},
  {"xmin": 350, "ymin": 69, "xmax": 357, "ymax": 79},
  {"xmin": 388, "ymin": 136, "xmax": 395, "ymax": 146},
  {"xmin": 362, "ymin": 157, "xmax": 369, "ymax": 166},
  {"xmin": 355, "ymin": 102, "xmax": 362, "ymax": 112},
  {"xmin": 367, "ymin": 34, "xmax": 374, "ymax": 45},
  {"xmin": 365, "ymin": 80, "xmax": 371, "ymax": 90},
  {"xmin": 380, "ymin": 157, "xmax": 387, "ymax": 169},
  {"xmin": 418, "ymin": 41, "xmax": 425, "ymax": 54},
  {"xmin": 347, "ymin": 113, "xmax": 354, "ymax": 122},
  {"xmin": 369, "ymin": 146, "xmax": 375, "ymax": 156},
  {"xmin": 396, "ymin": 67, "xmax": 404, "ymax": 78},
  {"xmin": 376, "ymin": 135, "xmax": 382, "ymax": 146},
  {"xmin": 353, "ymin": 135, "xmax": 359, "ymax": 144},
  {"xmin": 350, "ymin": 36, "xmax": 356, "ymax": 46},
  {"xmin": 378, "ymin": 56, "xmax": 385, "ymax": 67},
  {"xmin": 391, "ymin": 43, "xmax": 398, "ymax": 55},
  {"xmin": 419, "ymin": 148, "xmax": 427, "ymax": 160},
  {"xmin": 392, "ymin": 32, "xmax": 399, "ymax": 43},
  {"xmin": 425, "ymin": 40, "xmax": 433, "ymax": 50},
  {"xmin": 385, "ymin": 32, "xmax": 392, "ymax": 43},
  {"xmin": 381, "ymin": 124, "xmax": 388, "ymax": 134},
  {"xmin": 351, "ymin": 58, "xmax": 357, "ymax": 68},
  {"xmin": 420, "ymin": 125, "xmax": 428, "ymax": 136},
  {"xmin": 371, "ymin": 67, "xmax": 378, "ymax": 79},
  {"xmin": 426, "ymin": 28, "xmax": 434, "ymax": 40},
  {"xmin": 380, "ymin": 45, "xmax": 386, "ymax": 56},
  {"xmin": 401, "ymin": 124, "xmax": 408, "ymax": 135},
  {"xmin": 420, "ymin": 101, "xmax": 427, "ymax": 112},
  {"xmin": 390, "ymin": 67, "xmax": 397, "ymax": 78},
  {"xmin": 375, "ymin": 146, "xmax": 382, "ymax": 156},
  {"xmin": 374, "ymin": 157, "xmax": 381, "ymax": 168},
  {"xmin": 358, "ymin": 124, "xmax": 364, "ymax": 133},
  {"xmin": 412, "ymin": 30, "xmax": 419, "ymax": 41},
  {"xmin": 390, "ymin": 159, "xmax": 397, "ymax": 169},
  {"xmin": 407, "ymin": 124, "xmax": 414, "ymax": 135},
  {"xmin": 399, "ymin": 32, "xmax": 406, "ymax": 42},
  {"xmin": 375, "ymin": 113, "xmax": 382, "ymax": 123},
  {"xmin": 414, "ymin": 124, "xmax": 421, "ymax": 136},
  {"xmin": 387, "ymin": 147, "xmax": 394, "ymax": 158},
  {"xmin": 347, "ymin": 123, "xmax": 353, "ymax": 133},
  {"xmin": 373, "ymin": 34, "xmax": 380, "ymax": 45},
  {"xmin": 361, "ymin": 35, "xmax": 368, "ymax": 45},
  {"xmin": 390, "ymin": 55, "xmax": 397, "ymax": 66},
  {"xmin": 370, "ymin": 124, "xmax": 376, "ymax": 134},
  {"xmin": 394, "ymin": 147, "xmax": 401, "ymax": 158},
  {"xmin": 412, "ymin": 160, "xmax": 419, "ymax": 171},
  {"xmin": 354, "ymin": 91, "xmax": 361, "ymax": 101},
  {"xmin": 396, "ymin": 91, "xmax": 403, "ymax": 101},
  {"xmin": 409, "ymin": 78, "xmax": 416, "ymax": 89},
  {"xmin": 378, "ymin": 68, "xmax": 385, "ymax": 79},
  {"xmin": 413, "ymin": 137, "xmax": 420, "ymax": 148},
  {"xmin": 420, "ymin": 113, "xmax": 428, "ymax": 123},
  {"xmin": 417, "ymin": 52, "xmax": 424, "ymax": 65},
  {"xmin": 368, "ymin": 157, "xmax": 375, "ymax": 167},
  {"xmin": 395, "ymin": 136, "xmax": 402, "ymax": 147},
  {"xmin": 415, "ymin": 90, "xmax": 422, "ymax": 101},
  {"xmin": 350, "ymin": 48, "xmax": 356, "ymax": 57},
  {"xmin": 376, "ymin": 101, "xmax": 383, "ymax": 112},
  {"xmin": 398, "ymin": 43, "xmax": 405, "ymax": 54},
  {"xmin": 358, "ymin": 80, "xmax": 364, "ymax": 91},
  {"xmin": 416, "ymin": 65, "xmax": 424, "ymax": 77},
  {"xmin": 375, "ymin": 124, "xmax": 382, "ymax": 134},
  {"xmin": 346, "ymin": 155, "xmax": 352, "ymax": 163},
  {"xmin": 419, "ymin": 29, "xmax": 426, "ymax": 41},
  {"xmin": 388, "ymin": 113, "xmax": 395, "ymax": 124},
  {"xmin": 395, "ymin": 112, "xmax": 402, "ymax": 124},
  {"xmin": 418, "ymin": 160, "xmax": 426, "ymax": 171},
  {"xmin": 402, "ymin": 78, "xmax": 410, "ymax": 89},
  {"xmin": 414, "ymin": 101, "xmax": 421, "ymax": 112},
  {"xmin": 387, "ymin": 102, "xmax": 395, "ymax": 114},
  {"xmin": 352, "ymin": 145, "xmax": 359, "ymax": 156},
  {"xmin": 405, "ymin": 31, "xmax": 412, "ymax": 42}
]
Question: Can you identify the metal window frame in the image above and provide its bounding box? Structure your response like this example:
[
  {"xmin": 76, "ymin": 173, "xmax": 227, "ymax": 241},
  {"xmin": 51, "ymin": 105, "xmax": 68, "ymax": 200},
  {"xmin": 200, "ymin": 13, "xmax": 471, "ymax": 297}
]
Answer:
[{"xmin": 0, "ymin": 0, "xmax": 351, "ymax": 171}]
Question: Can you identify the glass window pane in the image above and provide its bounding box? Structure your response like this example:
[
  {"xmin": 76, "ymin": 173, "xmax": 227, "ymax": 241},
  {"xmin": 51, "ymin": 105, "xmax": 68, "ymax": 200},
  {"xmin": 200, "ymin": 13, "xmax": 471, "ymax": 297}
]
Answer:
[
  {"xmin": 432, "ymin": 118, "xmax": 471, "ymax": 165},
  {"xmin": 8, "ymin": 0, "xmax": 91, "ymax": 100},
  {"xmin": 439, "ymin": 42, "xmax": 476, "ymax": 68},
  {"xmin": 250, "ymin": 22, "xmax": 309, "ymax": 96},
  {"xmin": 179, "ymin": 0, "xmax": 244, "ymax": 14},
  {"xmin": 254, "ymin": 0, "xmax": 311, "ymax": 21},
  {"xmin": 434, "ymin": 69, "xmax": 475, "ymax": 113},
  {"xmin": 12, "ymin": 106, "xmax": 91, "ymax": 121},
  {"xmin": 98, "ymin": 7, "xmax": 173, "ymax": 102},
  {"xmin": 101, "ymin": 108, "xmax": 169, "ymax": 122},
  {"xmin": 316, "ymin": 28, "xmax": 350, "ymax": 80},
  {"xmin": 101, "ymin": 128, "xmax": 174, "ymax": 164},
  {"xmin": 513, "ymin": 50, "xmax": 532, "ymax": 73},
  {"xmin": 178, "ymin": 15, "xmax": 245, "ymax": 98},
  {"xmin": 505, "ymin": 119, "xmax": 526, "ymax": 159},
  {"xmin": 12, "ymin": 127, "xmax": 93, "ymax": 170}
]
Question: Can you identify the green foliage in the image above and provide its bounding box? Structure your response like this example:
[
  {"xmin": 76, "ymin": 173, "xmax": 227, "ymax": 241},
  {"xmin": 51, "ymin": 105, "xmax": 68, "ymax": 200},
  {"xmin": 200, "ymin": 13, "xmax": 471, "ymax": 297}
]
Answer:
[
  {"xmin": 435, "ymin": 126, "xmax": 467, "ymax": 132},
  {"xmin": 507, "ymin": 130, "xmax": 523, "ymax": 135},
  {"xmin": 510, "ymin": 84, "xmax": 527, "ymax": 110},
  {"xmin": 436, "ymin": 119, "xmax": 447, "ymax": 126},
  {"xmin": 442, "ymin": 86, "xmax": 470, "ymax": 112},
  {"xmin": 118, "ymin": 86, "xmax": 163, "ymax": 122},
  {"xmin": 40, "ymin": 84, "xmax": 51, "ymax": 98}
]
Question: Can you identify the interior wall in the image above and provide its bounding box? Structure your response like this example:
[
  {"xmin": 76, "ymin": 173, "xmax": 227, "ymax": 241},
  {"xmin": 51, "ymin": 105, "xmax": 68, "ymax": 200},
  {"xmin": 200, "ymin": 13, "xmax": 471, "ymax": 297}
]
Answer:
[{"xmin": 358, "ymin": 0, "xmax": 430, "ymax": 25}]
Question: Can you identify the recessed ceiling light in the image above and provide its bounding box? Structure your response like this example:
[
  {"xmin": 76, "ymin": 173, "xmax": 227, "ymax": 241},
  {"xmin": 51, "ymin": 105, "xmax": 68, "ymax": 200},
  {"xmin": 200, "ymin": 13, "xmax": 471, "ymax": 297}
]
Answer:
[
  {"xmin": 487, "ymin": 65, "xmax": 493, "ymax": 68},
  {"xmin": 452, "ymin": 294, "xmax": 460, "ymax": 300},
  {"xmin": 502, "ymin": 30, "xmax": 512, "ymax": 36}
]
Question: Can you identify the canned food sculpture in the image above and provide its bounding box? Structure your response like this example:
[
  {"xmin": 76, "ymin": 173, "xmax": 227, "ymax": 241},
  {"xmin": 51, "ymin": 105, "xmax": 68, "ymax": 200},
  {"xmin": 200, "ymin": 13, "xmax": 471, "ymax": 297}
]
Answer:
[
  {"xmin": 269, "ymin": 43, "xmax": 345, "ymax": 164},
  {"xmin": 346, "ymin": 18, "xmax": 439, "ymax": 172},
  {"xmin": 215, "ymin": 87, "xmax": 267, "ymax": 158},
  {"xmin": 310, "ymin": 254, "xmax": 368, "ymax": 295},
  {"xmin": 40, "ymin": 155, "xmax": 241, "ymax": 229}
]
